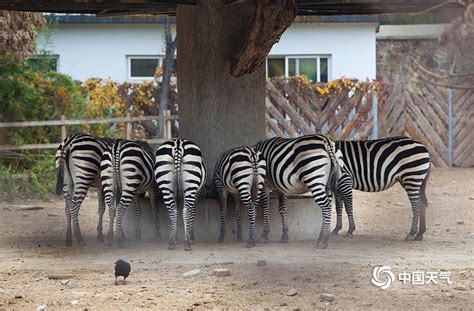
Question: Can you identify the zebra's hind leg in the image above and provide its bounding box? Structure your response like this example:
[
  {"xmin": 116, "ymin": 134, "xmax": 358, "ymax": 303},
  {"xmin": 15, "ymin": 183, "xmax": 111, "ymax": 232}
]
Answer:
[
  {"xmin": 332, "ymin": 194, "xmax": 344, "ymax": 235},
  {"xmin": 115, "ymin": 196, "xmax": 133, "ymax": 248},
  {"xmin": 243, "ymin": 198, "xmax": 256, "ymax": 248},
  {"xmin": 71, "ymin": 187, "xmax": 88, "ymax": 246},
  {"xmin": 149, "ymin": 188, "xmax": 161, "ymax": 241},
  {"xmin": 183, "ymin": 191, "xmax": 196, "ymax": 251},
  {"xmin": 63, "ymin": 193, "xmax": 73, "ymax": 247},
  {"xmin": 343, "ymin": 189, "xmax": 356, "ymax": 236},
  {"xmin": 133, "ymin": 199, "xmax": 142, "ymax": 241},
  {"xmin": 163, "ymin": 191, "xmax": 178, "ymax": 250},
  {"xmin": 278, "ymin": 194, "xmax": 289, "ymax": 243},
  {"xmin": 217, "ymin": 185, "xmax": 228, "ymax": 243},
  {"xmin": 234, "ymin": 198, "xmax": 243, "ymax": 242},
  {"xmin": 415, "ymin": 171, "xmax": 430, "ymax": 241},
  {"xmin": 311, "ymin": 186, "xmax": 332, "ymax": 249},
  {"xmin": 189, "ymin": 188, "xmax": 201, "ymax": 244},
  {"xmin": 258, "ymin": 189, "xmax": 270, "ymax": 243},
  {"xmin": 97, "ymin": 189, "xmax": 106, "ymax": 242},
  {"xmin": 405, "ymin": 189, "xmax": 422, "ymax": 241}
]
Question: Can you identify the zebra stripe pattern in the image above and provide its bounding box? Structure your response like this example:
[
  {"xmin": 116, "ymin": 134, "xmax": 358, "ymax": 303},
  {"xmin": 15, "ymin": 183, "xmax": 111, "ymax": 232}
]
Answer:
[
  {"xmin": 255, "ymin": 134, "xmax": 341, "ymax": 249},
  {"xmin": 333, "ymin": 136, "xmax": 431, "ymax": 241},
  {"xmin": 213, "ymin": 146, "xmax": 267, "ymax": 247},
  {"xmin": 154, "ymin": 139, "xmax": 206, "ymax": 251},
  {"xmin": 100, "ymin": 139, "xmax": 159, "ymax": 247},
  {"xmin": 55, "ymin": 133, "xmax": 113, "ymax": 246}
]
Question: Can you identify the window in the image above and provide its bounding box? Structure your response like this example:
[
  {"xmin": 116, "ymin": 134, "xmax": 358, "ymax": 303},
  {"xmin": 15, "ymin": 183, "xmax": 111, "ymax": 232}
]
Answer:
[
  {"xmin": 27, "ymin": 54, "xmax": 59, "ymax": 72},
  {"xmin": 266, "ymin": 55, "xmax": 331, "ymax": 83},
  {"xmin": 128, "ymin": 56, "xmax": 163, "ymax": 80}
]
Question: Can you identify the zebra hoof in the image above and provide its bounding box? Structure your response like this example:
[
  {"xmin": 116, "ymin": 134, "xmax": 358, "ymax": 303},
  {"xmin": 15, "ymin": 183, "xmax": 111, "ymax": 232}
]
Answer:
[
  {"xmin": 135, "ymin": 235, "xmax": 142, "ymax": 241},
  {"xmin": 65, "ymin": 240, "xmax": 73, "ymax": 247},
  {"xmin": 96, "ymin": 235, "xmax": 104, "ymax": 243},
  {"xmin": 246, "ymin": 238, "xmax": 256, "ymax": 248},
  {"xmin": 236, "ymin": 235, "xmax": 243, "ymax": 242},
  {"xmin": 316, "ymin": 241, "xmax": 328, "ymax": 249},
  {"xmin": 414, "ymin": 234, "xmax": 424, "ymax": 241},
  {"xmin": 257, "ymin": 237, "xmax": 269, "ymax": 244},
  {"xmin": 168, "ymin": 242, "xmax": 176, "ymax": 250},
  {"xmin": 345, "ymin": 232, "xmax": 354, "ymax": 238},
  {"xmin": 331, "ymin": 229, "xmax": 340, "ymax": 236},
  {"xmin": 404, "ymin": 234, "xmax": 415, "ymax": 241},
  {"xmin": 217, "ymin": 236, "xmax": 224, "ymax": 243},
  {"xmin": 77, "ymin": 239, "xmax": 86, "ymax": 247},
  {"xmin": 184, "ymin": 243, "xmax": 192, "ymax": 251}
]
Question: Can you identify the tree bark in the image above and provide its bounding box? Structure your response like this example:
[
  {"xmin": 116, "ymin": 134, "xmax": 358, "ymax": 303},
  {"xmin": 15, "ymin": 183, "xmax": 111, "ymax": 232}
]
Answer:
[
  {"xmin": 158, "ymin": 17, "xmax": 177, "ymax": 137},
  {"xmin": 177, "ymin": 0, "xmax": 266, "ymax": 185}
]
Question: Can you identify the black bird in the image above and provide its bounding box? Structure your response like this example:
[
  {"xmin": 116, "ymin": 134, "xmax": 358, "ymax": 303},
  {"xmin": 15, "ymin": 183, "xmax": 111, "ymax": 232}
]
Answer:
[{"xmin": 114, "ymin": 259, "xmax": 131, "ymax": 285}]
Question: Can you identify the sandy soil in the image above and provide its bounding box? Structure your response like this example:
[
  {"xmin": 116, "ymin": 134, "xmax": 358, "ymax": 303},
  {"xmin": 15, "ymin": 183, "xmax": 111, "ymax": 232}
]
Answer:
[{"xmin": 0, "ymin": 168, "xmax": 473, "ymax": 310}]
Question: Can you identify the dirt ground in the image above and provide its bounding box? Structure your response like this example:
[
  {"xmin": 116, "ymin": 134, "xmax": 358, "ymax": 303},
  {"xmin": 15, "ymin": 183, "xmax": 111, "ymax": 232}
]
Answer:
[{"xmin": 0, "ymin": 168, "xmax": 473, "ymax": 310}]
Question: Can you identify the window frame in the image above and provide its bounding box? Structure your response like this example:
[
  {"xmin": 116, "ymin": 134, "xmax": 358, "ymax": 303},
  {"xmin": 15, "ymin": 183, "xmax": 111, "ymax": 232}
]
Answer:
[
  {"xmin": 266, "ymin": 55, "xmax": 332, "ymax": 83},
  {"xmin": 127, "ymin": 55, "xmax": 163, "ymax": 81},
  {"xmin": 28, "ymin": 54, "xmax": 60, "ymax": 72}
]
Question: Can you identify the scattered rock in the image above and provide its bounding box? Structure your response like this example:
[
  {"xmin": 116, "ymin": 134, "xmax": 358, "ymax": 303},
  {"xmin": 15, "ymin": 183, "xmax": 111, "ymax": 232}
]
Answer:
[
  {"xmin": 280, "ymin": 302, "xmax": 288, "ymax": 306},
  {"xmin": 36, "ymin": 304, "xmax": 48, "ymax": 311},
  {"xmin": 394, "ymin": 203, "xmax": 405, "ymax": 206},
  {"xmin": 221, "ymin": 261, "xmax": 234, "ymax": 265},
  {"xmin": 320, "ymin": 293, "xmax": 334, "ymax": 302},
  {"xmin": 286, "ymin": 288, "xmax": 297, "ymax": 297},
  {"xmin": 14, "ymin": 295, "xmax": 23, "ymax": 299},
  {"xmin": 469, "ymin": 197, "xmax": 474, "ymax": 201},
  {"xmin": 61, "ymin": 280, "xmax": 69, "ymax": 285},
  {"xmin": 65, "ymin": 280, "xmax": 81, "ymax": 288},
  {"xmin": 457, "ymin": 221, "xmax": 464, "ymax": 225},
  {"xmin": 5, "ymin": 205, "xmax": 44, "ymax": 211},
  {"xmin": 70, "ymin": 300, "xmax": 79, "ymax": 305},
  {"xmin": 48, "ymin": 274, "xmax": 75, "ymax": 280},
  {"xmin": 47, "ymin": 213, "xmax": 58, "ymax": 217},
  {"xmin": 212, "ymin": 269, "xmax": 231, "ymax": 277},
  {"xmin": 183, "ymin": 269, "xmax": 201, "ymax": 277},
  {"xmin": 435, "ymin": 223, "xmax": 441, "ymax": 226},
  {"xmin": 470, "ymin": 233, "xmax": 474, "ymax": 238},
  {"xmin": 252, "ymin": 281, "xmax": 259, "ymax": 286},
  {"xmin": 454, "ymin": 285, "xmax": 467, "ymax": 291},
  {"xmin": 22, "ymin": 213, "xmax": 28, "ymax": 217},
  {"xmin": 257, "ymin": 260, "xmax": 267, "ymax": 267},
  {"xmin": 446, "ymin": 293, "xmax": 454, "ymax": 298}
]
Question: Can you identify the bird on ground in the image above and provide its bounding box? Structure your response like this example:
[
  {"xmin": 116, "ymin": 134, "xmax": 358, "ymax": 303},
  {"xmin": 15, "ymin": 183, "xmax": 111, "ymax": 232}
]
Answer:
[{"xmin": 114, "ymin": 259, "xmax": 131, "ymax": 285}]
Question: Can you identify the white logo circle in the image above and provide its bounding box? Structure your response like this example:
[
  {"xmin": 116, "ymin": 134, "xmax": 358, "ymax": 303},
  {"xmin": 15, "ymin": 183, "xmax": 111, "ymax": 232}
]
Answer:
[{"xmin": 372, "ymin": 265, "xmax": 395, "ymax": 289}]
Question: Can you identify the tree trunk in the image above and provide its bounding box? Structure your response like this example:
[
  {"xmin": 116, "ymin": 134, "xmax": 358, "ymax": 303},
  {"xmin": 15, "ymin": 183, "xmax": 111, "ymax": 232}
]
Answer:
[
  {"xmin": 158, "ymin": 17, "xmax": 177, "ymax": 138},
  {"xmin": 177, "ymin": 0, "xmax": 266, "ymax": 185}
]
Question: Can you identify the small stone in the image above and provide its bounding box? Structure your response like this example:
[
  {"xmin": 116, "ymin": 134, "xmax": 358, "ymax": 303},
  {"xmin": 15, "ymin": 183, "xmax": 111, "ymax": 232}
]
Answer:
[
  {"xmin": 435, "ymin": 223, "xmax": 441, "ymax": 226},
  {"xmin": 454, "ymin": 285, "xmax": 466, "ymax": 291},
  {"xmin": 47, "ymin": 213, "xmax": 58, "ymax": 217},
  {"xmin": 257, "ymin": 260, "xmax": 267, "ymax": 267},
  {"xmin": 320, "ymin": 293, "xmax": 334, "ymax": 302},
  {"xmin": 280, "ymin": 302, "xmax": 288, "ymax": 306},
  {"xmin": 37, "ymin": 304, "xmax": 48, "ymax": 311},
  {"xmin": 221, "ymin": 261, "xmax": 233, "ymax": 265},
  {"xmin": 457, "ymin": 221, "xmax": 464, "ymax": 225},
  {"xmin": 394, "ymin": 203, "xmax": 405, "ymax": 206},
  {"xmin": 446, "ymin": 293, "xmax": 454, "ymax": 298},
  {"xmin": 183, "ymin": 269, "xmax": 201, "ymax": 277},
  {"xmin": 470, "ymin": 233, "xmax": 474, "ymax": 238},
  {"xmin": 61, "ymin": 280, "xmax": 70, "ymax": 285},
  {"xmin": 286, "ymin": 288, "xmax": 297, "ymax": 296},
  {"xmin": 14, "ymin": 295, "xmax": 23, "ymax": 299},
  {"xmin": 70, "ymin": 300, "xmax": 79, "ymax": 305},
  {"xmin": 66, "ymin": 280, "xmax": 81, "ymax": 288},
  {"xmin": 48, "ymin": 274, "xmax": 74, "ymax": 280},
  {"xmin": 212, "ymin": 269, "xmax": 231, "ymax": 277},
  {"xmin": 22, "ymin": 213, "xmax": 28, "ymax": 217},
  {"xmin": 469, "ymin": 197, "xmax": 474, "ymax": 200}
]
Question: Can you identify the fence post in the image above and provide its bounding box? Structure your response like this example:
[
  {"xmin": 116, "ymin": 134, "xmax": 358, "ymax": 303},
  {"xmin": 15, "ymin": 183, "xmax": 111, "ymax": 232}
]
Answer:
[
  {"xmin": 448, "ymin": 88, "xmax": 453, "ymax": 167},
  {"xmin": 125, "ymin": 113, "xmax": 132, "ymax": 140},
  {"xmin": 60, "ymin": 115, "xmax": 67, "ymax": 141},
  {"xmin": 371, "ymin": 93, "xmax": 378, "ymax": 139},
  {"xmin": 164, "ymin": 110, "xmax": 172, "ymax": 139}
]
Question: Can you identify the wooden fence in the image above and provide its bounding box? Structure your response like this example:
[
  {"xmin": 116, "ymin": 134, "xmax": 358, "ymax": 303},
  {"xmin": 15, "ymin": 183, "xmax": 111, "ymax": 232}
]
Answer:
[
  {"xmin": 0, "ymin": 111, "xmax": 177, "ymax": 151},
  {"xmin": 266, "ymin": 77, "xmax": 473, "ymax": 167}
]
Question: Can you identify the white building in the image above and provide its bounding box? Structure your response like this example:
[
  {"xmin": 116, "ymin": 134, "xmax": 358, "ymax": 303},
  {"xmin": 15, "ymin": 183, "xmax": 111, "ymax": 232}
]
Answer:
[{"xmin": 37, "ymin": 14, "xmax": 380, "ymax": 82}]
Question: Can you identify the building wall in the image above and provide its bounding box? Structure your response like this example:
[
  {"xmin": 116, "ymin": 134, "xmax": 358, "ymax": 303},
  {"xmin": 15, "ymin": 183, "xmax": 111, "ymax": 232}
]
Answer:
[
  {"xmin": 270, "ymin": 23, "xmax": 378, "ymax": 80},
  {"xmin": 37, "ymin": 24, "xmax": 167, "ymax": 81},
  {"xmin": 38, "ymin": 22, "xmax": 377, "ymax": 82}
]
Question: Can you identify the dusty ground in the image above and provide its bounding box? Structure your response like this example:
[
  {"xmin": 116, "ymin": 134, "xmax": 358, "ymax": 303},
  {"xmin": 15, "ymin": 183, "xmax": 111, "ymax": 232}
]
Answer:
[{"xmin": 0, "ymin": 168, "xmax": 473, "ymax": 310}]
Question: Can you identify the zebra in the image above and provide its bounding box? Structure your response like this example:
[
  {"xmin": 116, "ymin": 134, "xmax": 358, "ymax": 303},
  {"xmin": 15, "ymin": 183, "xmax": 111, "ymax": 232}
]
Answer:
[
  {"xmin": 332, "ymin": 136, "xmax": 431, "ymax": 241},
  {"xmin": 154, "ymin": 139, "xmax": 206, "ymax": 251},
  {"xmin": 55, "ymin": 133, "xmax": 113, "ymax": 246},
  {"xmin": 213, "ymin": 146, "xmax": 267, "ymax": 247},
  {"xmin": 255, "ymin": 134, "xmax": 342, "ymax": 249},
  {"xmin": 100, "ymin": 139, "xmax": 160, "ymax": 247}
]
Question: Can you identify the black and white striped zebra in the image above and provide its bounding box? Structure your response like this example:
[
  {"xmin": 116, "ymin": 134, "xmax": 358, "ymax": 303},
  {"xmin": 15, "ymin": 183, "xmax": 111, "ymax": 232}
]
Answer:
[
  {"xmin": 55, "ymin": 133, "xmax": 113, "ymax": 246},
  {"xmin": 332, "ymin": 136, "xmax": 431, "ymax": 241},
  {"xmin": 213, "ymin": 146, "xmax": 267, "ymax": 247},
  {"xmin": 154, "ymin": 139, "xmax": 206, "ymax": 251},
  {"xmin": 255, "ymin": 134, "xmax": 341, "ymax": 249},
  {"xmin": 100, "ymin": 139, "xmax": 160, "ymax": 247}
]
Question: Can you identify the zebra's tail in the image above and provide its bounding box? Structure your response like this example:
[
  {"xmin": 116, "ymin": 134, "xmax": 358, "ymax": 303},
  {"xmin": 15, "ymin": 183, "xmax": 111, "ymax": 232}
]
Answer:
[
  {"xmin": 55, "ymin": 143, "xmax": 69, "ymax": 196},
  {"xmin": 251, "ymin": 168, "xmax": 259, "ymax": 202},
  {"xmin": 174, "ymin": 151, "xmax": 183, "ymax": 199},
  {"xmin": 325, "ymin": 139, "xmax": 339, "ymax": 197},
  {"xmin": 112, "ymin": 143, "xmax": 122, "ymax": 206},
  {"xmin": 421, "ymin": 164, "xmax": 431, "ymax": 209}
]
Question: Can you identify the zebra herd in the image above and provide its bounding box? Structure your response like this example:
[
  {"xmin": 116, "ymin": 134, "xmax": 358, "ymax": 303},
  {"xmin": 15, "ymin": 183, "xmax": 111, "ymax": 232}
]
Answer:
[{"xmin": 55, "ymin": 133, "xmax": 431, "ymax": 250}]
